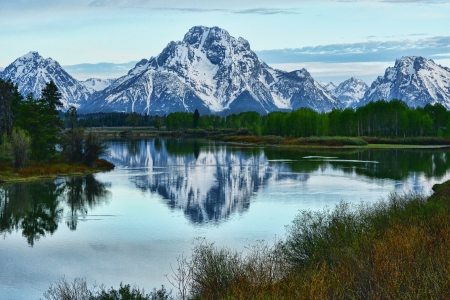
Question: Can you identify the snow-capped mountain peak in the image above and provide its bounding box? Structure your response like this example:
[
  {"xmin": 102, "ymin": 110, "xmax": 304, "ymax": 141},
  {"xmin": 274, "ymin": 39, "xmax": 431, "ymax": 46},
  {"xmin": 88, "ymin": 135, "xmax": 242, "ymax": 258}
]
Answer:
[
  {"xmin": 0, "ymin": 51, "xmax": 90, "ymax": 109},
  {"xmin": 362, "ymin": 56, "xmax": 450, "ymax": 108},
  {"xmin": 81, "ymin": 26, "xmax": 340, "ymax": 115},
  {"xmin": 80, "ymin": 78, "xmax": 116, "ymax": 93},
  {"xmin": 320, "ymin": 81, "xmax": 337, "ymax": 94},
  {"xmin": 333, "ymin": 77, "xmax": 368, "ymax": 108}
]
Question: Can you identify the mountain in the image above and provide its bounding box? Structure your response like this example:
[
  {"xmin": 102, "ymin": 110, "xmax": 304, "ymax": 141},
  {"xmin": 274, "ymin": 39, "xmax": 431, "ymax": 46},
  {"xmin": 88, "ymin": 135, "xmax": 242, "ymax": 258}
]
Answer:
[
  {"xmin": 80, "ymin": 78, "xmax": 115, "ymax": 93},
  {"xmin": 333, "ymin": 77, "xmax": 368, "ymax": 108},
  {"xmin": 320, "ymin": 81, "xmax": 337, "ymax": 94},
  {"xmin": 362, "ymin": 56, "xmax": 450, "ymax": 108},
  {"xmin": 0, "ymin": 52, "xmax": 90, "ymax": 109},
  {"xmin": 81, "ymin": 26, "xmax": 340, "ymax": 115}
]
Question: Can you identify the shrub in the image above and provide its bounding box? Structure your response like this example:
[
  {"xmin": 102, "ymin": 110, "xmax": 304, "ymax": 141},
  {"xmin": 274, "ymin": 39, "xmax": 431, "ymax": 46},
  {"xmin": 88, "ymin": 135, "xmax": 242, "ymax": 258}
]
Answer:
[
  {"xmin": 84, "ymin": 131, "xmax": 108, "ymax": 166},
  {"xmin": 9, "ymin": 127, "xmax": 31, "ymax": 169},
  {"xmin": 42, "ymin": 277, "xmax": 173, "ymax": 300}
]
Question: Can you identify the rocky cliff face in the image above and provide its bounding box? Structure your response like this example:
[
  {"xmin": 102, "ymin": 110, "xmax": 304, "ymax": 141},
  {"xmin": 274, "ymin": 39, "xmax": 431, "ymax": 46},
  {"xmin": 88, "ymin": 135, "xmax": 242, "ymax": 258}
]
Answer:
[
  {"xmin": 80, "ymin": 78, "xmax": 115, "ymax": 94},
  {"xmin": 82, "ymin": 26, "xmax": 340, "ymax": 115},
  {"xmin": 333, "ymin": 77, "xmax": 368, "ymax": 108},
  {"xmin": 361, "ymin": 56, "xmax": 450, "ymax": 108},
  {"xmin": 0, "ymin": 52, "xmax": 90, "ymax": 108}
]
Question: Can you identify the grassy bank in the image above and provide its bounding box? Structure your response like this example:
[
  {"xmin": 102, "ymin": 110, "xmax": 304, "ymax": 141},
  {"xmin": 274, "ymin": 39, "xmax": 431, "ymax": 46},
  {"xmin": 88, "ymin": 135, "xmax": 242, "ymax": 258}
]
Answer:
[
  {"xmin": 89, "ymin": 127, "xmax": 450, "ymax": 148},
  {"xmin": 166, "ymin": 182, "xmax": 450, "ymax": 299},
  {"xmin": 0, "ymin": 158, "xmax": 115, "ymax": 183}
]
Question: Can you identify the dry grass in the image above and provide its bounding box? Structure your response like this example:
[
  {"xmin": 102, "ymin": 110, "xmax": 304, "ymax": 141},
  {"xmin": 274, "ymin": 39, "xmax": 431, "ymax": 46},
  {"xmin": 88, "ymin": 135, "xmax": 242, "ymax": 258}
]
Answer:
[{"xmin": 169, "ymin": 186, "xmax": 450, "ymax": 300}]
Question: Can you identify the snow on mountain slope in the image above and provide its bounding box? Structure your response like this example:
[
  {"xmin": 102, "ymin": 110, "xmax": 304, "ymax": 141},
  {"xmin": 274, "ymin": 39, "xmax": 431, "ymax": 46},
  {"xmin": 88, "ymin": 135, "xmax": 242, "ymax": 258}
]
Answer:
[
  {"xmin": 80, "ymin": 78, "xmax": 115, "ymax": 93},
  {"xmin": 320, "ymin": 81, "xmax": 337, "ymax": 94},
  {"xmin": 333, "ymin": 77, "xmax": 368, "ymax": 108},
  {"xmin": 362, "ymin": 56, "xmax": 450, "ymax": 108},
  {"xmin": 0, "ymin": 52, "xmax": 90, "ymax": 109},
  {"xmin": 82, "ymin": 26, "xmax": 340, "ymax": 115}
]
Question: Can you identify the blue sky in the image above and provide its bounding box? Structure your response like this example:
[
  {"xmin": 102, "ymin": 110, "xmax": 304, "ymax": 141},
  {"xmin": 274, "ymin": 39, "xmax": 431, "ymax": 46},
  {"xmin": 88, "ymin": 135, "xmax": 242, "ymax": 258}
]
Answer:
[{"xmin": 1, "ymin": 0, "xmax": 450, "ymax": 84}]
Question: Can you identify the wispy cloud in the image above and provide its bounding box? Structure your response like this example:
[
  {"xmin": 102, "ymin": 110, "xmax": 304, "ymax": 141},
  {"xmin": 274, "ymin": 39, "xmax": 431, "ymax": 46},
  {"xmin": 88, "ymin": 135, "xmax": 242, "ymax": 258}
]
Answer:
[
  {"xmin": 234, "ymin": 8, "xmax": 300, "ymax": 14},
  {"xmin": 63, "ymin": 61, "xmax": 138, "ymax": 80},
  {"xmin": 87, "ymin": 1, "xmax": 301, "ymax": 14},
  {"xmin": 381, "ymin": 0, "xmax": 447, "ymax": 3},
  {"xmin": 256, "ymin": 36, "xmax": 450, "ymax": 64}
]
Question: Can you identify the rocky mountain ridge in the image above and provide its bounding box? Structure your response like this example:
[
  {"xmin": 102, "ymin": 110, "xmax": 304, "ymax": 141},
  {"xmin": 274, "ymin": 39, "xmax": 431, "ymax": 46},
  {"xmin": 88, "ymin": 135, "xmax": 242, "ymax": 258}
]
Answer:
[
  {"xmin": 80, "ymin": 78, "xmax": 116, "ymax": 94},
  {"xmin": 2, "ymin": 30, "xmax": 450, "ymax": 114},
  {"xmin": 0, "ymin": 52, "xmax": 91, "ymax": 109},
  {"xmin": 361, "ymin": 56, "xmax": 450, "ymax": 109},
  {"xmin": 82, "ymin": 26, "xmax": 340, "ymax": 115}
]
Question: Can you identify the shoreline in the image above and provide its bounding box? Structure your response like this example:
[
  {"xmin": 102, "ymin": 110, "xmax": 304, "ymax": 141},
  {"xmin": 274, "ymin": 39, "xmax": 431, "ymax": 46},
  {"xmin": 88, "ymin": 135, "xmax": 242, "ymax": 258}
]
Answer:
[
  {"xmin": 0, "ymin": 158, "xmax": 115, "ymax": 184},
  {"xmin": 89, "ymin": 127, "xmax": 450, "ymax": 149}
]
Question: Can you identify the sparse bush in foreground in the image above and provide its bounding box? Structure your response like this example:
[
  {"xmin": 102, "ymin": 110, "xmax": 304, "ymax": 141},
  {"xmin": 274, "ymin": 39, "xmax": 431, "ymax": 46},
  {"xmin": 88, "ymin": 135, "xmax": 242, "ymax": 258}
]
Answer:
[
  {"xmin": 168, "ymin": 190, "xmax": 450, "ymax": 299},
  {"xmin": 42, "ymin": 277, "xmax": 173, "ymax": 300}
]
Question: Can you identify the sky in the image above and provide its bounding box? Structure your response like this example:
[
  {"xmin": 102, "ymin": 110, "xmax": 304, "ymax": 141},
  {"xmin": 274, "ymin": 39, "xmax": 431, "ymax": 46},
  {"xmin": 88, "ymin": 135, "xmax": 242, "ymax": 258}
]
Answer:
[{"xmin": 1, "ymin": 0, "xmax": 450, "ymax": 84}]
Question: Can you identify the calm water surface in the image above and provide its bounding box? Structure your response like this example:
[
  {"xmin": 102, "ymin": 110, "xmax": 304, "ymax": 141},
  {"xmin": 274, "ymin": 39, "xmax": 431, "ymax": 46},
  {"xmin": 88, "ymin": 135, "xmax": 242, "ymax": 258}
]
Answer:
[{"xmin": 2, "ymin": 138, "xmax": 450, "ymax": 299}]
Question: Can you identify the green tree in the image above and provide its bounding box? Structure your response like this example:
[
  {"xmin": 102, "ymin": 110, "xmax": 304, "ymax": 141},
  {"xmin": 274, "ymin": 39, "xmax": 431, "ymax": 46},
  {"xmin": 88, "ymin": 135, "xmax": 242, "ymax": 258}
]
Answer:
[
  {"xmin": 193, "ymin": 109, "xmax": 200, "ymax": 128},
  {"xmin": 38, "ymin": 81, "xmax": 64, "ymax": 158},
  {"xmin": 126, "ymin": 112, "xmax": 141, "ymax": 128},
  {"xmin": 84, "ymin": 131, "xmax": 108, "ymax": 166},
  {"xmin": 61, "ymin": 106, "xmax": 84, "ymax": 163},
  {"xmin": 9, "ymin": 127, "xmax": 31, "ymax": 169},
  {"xmin": 154, "ymin": 116, "xmax": 162, "ymax": 130},
  {"xmin": 16, "ymin": 82, "xmax": 64, "ymax": 160},
  {"xmin": 0, "ymin": 79, "xmax": 23, "ymax": 138}
]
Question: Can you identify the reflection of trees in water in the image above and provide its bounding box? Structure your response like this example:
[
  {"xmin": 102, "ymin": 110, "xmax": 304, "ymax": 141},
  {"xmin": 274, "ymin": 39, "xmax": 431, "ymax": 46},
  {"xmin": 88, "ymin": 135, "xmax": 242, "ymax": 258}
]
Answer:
[
  {"xmin": 108, "ymin": 139, "xmax": 450, "ymax": 224},
  {"xmin": 0, "ymin": 182, "xmax": 63, "ymax": 246},
  {"xmin": 63, "ymin": 175, "xmax": 111, "ymax": 231},
  {"xmin": 265, "ymin": 148, "xmax": 450, "ymax": 181},
  {"xmin": 0, "ymin": 175, "xmax": 111, "ymax": 246}
]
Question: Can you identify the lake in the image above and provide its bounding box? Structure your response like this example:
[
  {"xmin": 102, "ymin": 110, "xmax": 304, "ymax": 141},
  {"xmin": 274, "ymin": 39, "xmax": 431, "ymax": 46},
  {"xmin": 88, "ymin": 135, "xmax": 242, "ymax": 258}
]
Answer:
[{"xmin": 1, "ymin": 138, "xmax": 450, "ymax": 299}]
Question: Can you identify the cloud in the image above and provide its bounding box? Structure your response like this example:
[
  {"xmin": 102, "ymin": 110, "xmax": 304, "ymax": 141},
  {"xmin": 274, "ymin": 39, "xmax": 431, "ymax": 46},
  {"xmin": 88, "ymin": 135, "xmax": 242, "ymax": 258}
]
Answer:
[
  {"xmin": 63, "ymin": 61, "xmax": 138, "ymax": 80},
  {"xmin": 87, "ymin": 1, "xmax": 300, "ymax": 14},
  {"xmin": 381, "ymin": 0, "xmax": 447, "ymax": 3},
  {"xmin": 256, "ymin": 36, "xmax": 450, "ymax": 64},
  {"xmin": 270, "ymin": 61, "xmax": 391, "ymax": 85},
  {"xmin": 234, "ymin": 8, "xmax": 300, "ymax": 14}
]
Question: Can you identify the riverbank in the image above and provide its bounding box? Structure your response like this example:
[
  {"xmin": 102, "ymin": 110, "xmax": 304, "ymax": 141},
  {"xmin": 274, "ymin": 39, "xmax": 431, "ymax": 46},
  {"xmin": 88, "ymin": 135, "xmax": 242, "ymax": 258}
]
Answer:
[
  {"xmin": 89, "ymin": 127, "xmax": 450, "ymax": 149},
  {"xmin": 41, "ymin": 177, "xmax": 450, "ymax": 299},
  {"xmin": 0, "ymin": 158, "xmax": 115, "ymax": 183},
  {"xmin": 166, "ymin": 180, "xmax": 450, "ymax": 299}
]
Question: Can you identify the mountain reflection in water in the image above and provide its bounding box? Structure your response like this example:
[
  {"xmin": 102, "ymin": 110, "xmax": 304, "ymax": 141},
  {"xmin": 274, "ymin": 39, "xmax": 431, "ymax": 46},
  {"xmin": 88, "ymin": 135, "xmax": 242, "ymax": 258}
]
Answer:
[
  {"xmin": 107, "ymin": 139, "xmax": 450, "ymax": 224},
  {"xmin": 2, "ymin": 139, "xmax": 450, "ymax": 246},
  {"xmin": 0, "ymin": 175, "xmax": 110, "ymax": 246},
  {"xmin": 108, "ymin": 139, "xmax": 308, "ymax": 224}
]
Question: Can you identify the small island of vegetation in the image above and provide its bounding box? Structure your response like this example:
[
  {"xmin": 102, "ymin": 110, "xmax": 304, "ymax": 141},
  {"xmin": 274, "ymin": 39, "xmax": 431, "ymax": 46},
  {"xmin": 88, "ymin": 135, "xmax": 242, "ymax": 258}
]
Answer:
[{"xmin": 0, "ymin": 79, "xmax": 114, "ymax": 183}]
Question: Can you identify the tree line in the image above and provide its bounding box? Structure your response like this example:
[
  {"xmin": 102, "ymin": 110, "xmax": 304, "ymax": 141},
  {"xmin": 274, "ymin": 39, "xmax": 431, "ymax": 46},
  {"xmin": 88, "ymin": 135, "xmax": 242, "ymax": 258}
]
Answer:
[
  {"xmin": 0, "ymin": 79, "xmax": 106, "ymax": 169},
  {"xmin": 76, "ymin": 100, "xmax": 450, "ymax": 138},
  {"xmin": 164, "ymin": 100, "xmax": 450, "ymax": 138}
]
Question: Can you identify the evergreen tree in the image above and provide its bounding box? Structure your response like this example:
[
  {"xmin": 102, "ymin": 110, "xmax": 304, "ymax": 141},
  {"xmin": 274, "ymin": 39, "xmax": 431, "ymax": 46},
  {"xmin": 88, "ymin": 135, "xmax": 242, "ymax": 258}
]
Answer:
[
  {"xmin": 0, "ymin": 79, "xmax": 23, "ymax": 138},
  {"xmin": 37, "ymin": 82, "xmax": 64, "ymax": 159},
  {"xmin": 61, "ymin": 106, "xmax": 84, "ymax": 163},
  {"xmin": 193, "ymin": 109, "xmax": 200, "ymax": 128}
]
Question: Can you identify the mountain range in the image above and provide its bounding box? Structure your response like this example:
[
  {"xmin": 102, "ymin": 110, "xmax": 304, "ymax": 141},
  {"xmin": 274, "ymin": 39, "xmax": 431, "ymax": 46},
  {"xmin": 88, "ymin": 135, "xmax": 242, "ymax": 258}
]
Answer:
[{"xmin": 1, "ymin": 26, "xmax": 450, "ymax": 115}]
